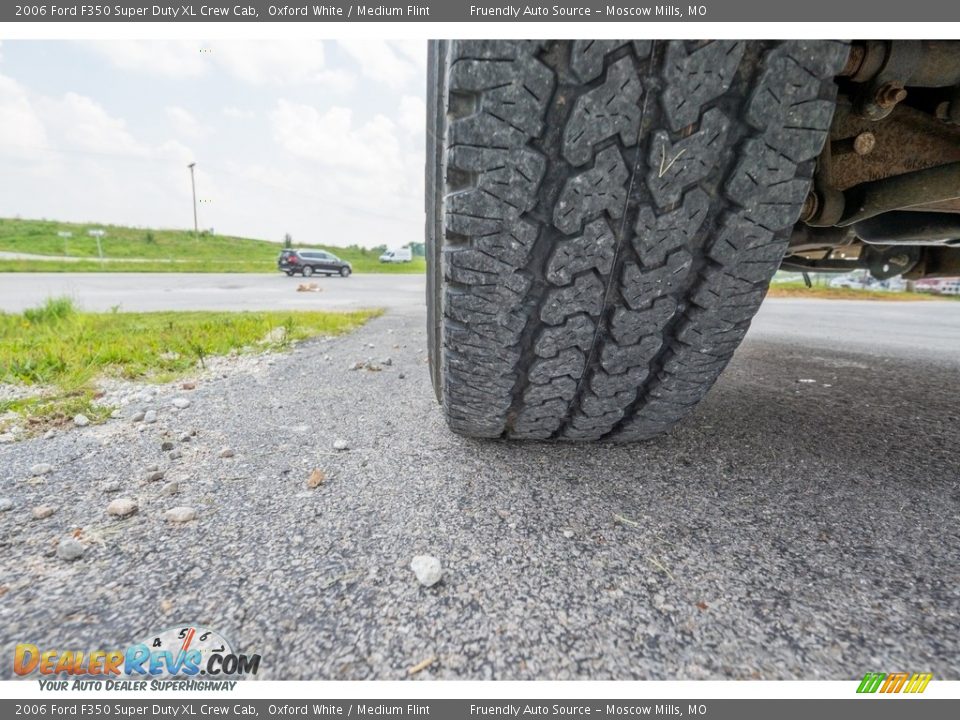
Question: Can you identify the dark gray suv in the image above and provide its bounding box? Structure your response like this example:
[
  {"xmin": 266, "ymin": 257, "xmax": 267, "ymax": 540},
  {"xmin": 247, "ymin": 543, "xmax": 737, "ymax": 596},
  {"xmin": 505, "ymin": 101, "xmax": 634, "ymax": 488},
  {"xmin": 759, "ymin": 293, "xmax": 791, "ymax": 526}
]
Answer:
[{"xmin": 278, "ymin": 249, "xmax": 352, "ymax": 277}]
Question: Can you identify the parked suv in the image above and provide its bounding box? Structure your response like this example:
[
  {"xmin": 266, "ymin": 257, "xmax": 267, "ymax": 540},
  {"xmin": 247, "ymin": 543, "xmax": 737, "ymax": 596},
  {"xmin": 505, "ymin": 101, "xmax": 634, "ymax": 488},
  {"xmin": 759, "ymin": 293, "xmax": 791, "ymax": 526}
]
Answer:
[{"xmin": 278, "ymin": 249, "xmax": 352, "ymax": 277}]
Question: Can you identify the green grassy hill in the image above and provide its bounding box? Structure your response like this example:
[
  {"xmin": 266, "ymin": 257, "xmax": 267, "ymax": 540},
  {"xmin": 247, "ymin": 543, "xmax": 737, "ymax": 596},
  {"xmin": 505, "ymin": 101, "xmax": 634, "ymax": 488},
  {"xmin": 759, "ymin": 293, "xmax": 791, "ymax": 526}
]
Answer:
[{"xmin": 0, "ymin": 218, "xmax": 425, "ymax": 274}]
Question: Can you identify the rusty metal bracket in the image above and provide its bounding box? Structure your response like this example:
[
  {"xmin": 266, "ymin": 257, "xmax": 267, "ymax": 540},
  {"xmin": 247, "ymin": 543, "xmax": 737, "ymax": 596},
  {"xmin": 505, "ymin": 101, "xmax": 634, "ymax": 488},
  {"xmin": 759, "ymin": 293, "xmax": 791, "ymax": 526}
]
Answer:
[
  {"xmin": 842, "ymin": 41, "xmax": 960, "ymax": 120},
  {"xmin": 837, "ymin": 161, "xmax": 960, "ymax": 226}
]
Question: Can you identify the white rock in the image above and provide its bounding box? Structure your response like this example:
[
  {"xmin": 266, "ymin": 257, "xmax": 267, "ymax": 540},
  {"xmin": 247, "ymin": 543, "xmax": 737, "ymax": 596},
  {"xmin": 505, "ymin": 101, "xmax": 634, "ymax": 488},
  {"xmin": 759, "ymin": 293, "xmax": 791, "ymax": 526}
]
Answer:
[
  {"xmin": 102, "ymin": 481, "xmax": 121, "ymax": 493},
  {"xmin": 56, "ymin": 538, "xmax": 86, "ymax": 561},
  {"xmin": 172, "ymin": 398, "xmax": 191, "ymax": 409},
  {"xmin": 160, "ymin": 481, "xmax": 180, "ymax": 496},
  {"xmin": 143, "ymin": 410, "xmax": 158, "ymax": 424},
  {"xmin": 263, "ymin": 326, "xmax": 287, "ymax": 344},
  {"xmin": 218, "ymin": 447, "xmax": 235, "ymax": 458},
  {"xmin": 410, "ymin": 555, "xmax": 443, "ymax": 587},
  {"xmin": 563, "ymin": 529, "xmax": 575, "ymax": 539},
  {"xmin": 106, "ymin": 497, "xmax": 138, "ymax": 518},
  {"xmin": 30, "ymin": 463, "xmax": 53, "ymax": 476},
  {"xmin": 0, "ymin": 498, "xmax": 13, "ymax": 512},
  {"xmin": 131, "ymin": 410, "xmax": 146, "ymax": 423},
  {"xmin": 44, "ymin": 430, "xmax": 56, "ymax": 440},
  {"xmin": 332, "ymin": 439, "xmax": 349, "ymax": 451},
  {"xmin": 73, "ymin": 414, "xmax": 90, "ymax": 427},
  {"xmin": 164, "ymin": 506, "xmax": 197, "ymax": 523},
  {"xmin": 31, "ymin": 505, "xmax": 55, "ymax": 520},
  {"xmin": 144, "ymin": 469, "xmax": 166, "ymax": 482}
]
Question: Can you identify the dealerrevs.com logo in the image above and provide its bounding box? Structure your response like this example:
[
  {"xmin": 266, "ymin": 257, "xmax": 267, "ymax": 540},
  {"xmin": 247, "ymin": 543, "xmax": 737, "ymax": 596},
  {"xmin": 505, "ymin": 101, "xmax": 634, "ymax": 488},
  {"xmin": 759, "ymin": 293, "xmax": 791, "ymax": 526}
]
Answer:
[
  {"xmin": 857, "ymin": 672, "xmax": 933, "ymax": 694},
  {"xmin": 14, "ymin": 626, "xmax": 261, "ymax": 690}
]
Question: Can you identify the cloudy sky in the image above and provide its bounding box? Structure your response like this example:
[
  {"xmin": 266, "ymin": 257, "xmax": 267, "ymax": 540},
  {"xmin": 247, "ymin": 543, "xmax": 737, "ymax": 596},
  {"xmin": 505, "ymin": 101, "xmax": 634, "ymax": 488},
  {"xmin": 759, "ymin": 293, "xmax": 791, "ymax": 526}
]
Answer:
[{"xmin": 0, "ymin": 40, "xmax": 427, "ymax": 247}]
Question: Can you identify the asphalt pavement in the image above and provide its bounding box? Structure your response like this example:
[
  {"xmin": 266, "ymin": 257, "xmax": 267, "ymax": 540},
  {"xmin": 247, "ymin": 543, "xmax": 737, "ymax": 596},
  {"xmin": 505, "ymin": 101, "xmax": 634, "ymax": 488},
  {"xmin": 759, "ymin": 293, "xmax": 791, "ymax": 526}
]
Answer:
[
  {"xmin": 0, "ymin": 295, "xmax": 957, "ymax": 680},
  {"xmin": 0, "ymin": 272, "xmax": 425, "ymax": 314}
]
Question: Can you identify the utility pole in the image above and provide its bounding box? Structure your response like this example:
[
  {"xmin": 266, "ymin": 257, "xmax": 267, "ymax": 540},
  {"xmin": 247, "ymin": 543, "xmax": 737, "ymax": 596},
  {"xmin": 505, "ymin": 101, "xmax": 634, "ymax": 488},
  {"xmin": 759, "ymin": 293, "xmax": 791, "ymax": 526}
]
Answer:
[{"xmin": 187, "ymin": 162, "xmax": 199, "ymax": 242}]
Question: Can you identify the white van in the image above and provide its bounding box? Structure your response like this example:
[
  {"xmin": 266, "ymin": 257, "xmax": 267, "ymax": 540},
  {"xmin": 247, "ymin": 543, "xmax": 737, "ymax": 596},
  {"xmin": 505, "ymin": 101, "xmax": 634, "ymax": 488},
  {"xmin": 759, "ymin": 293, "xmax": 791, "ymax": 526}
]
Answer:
[{"xmin": 379, "ymin": 247, "xmax": 413, "ymax": 263}]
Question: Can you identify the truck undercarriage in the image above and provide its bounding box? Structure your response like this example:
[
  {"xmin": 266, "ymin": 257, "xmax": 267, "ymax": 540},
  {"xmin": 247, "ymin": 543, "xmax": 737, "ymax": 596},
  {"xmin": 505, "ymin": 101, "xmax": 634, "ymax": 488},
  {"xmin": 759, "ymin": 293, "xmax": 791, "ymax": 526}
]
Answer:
[{"xmin": 789, "ymin": 40, "xmax": 960, "ymax": 280}]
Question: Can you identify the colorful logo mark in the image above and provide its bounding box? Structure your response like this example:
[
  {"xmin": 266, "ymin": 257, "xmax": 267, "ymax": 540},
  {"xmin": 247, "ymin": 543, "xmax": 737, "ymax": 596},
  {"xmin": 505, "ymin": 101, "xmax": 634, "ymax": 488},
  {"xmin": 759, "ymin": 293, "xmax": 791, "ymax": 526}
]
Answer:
[
  {"xmin": 857, "ymin": 672, "xmax": 932, "ymax": 694},
  {"xmin": 14, "ymin": 625, "xmax": 260, "ymax": 678}
]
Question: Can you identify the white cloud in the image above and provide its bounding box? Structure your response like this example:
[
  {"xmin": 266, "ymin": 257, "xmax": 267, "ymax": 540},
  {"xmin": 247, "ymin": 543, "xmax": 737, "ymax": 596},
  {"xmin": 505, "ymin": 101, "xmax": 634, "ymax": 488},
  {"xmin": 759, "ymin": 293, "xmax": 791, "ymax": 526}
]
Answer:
[
  {"xmin": 270, "ymin": 100, "xmax": 402, "ymax": 176},
  {"xmin": 84, "ymin": 40, "xmax": 206, "ymax": 78},
  {"xmin": 398, "ymin": 95, "xmax": 425, "ymax": 135},
  {"xmin": 0, "ymin": 72, "xmax": 48, "ymax": 154},
  {"xmin": 85, "ymin": 39, "xmax": 354, "ymax": 89},
  {"xmin": 37, "ymin": 92, "xmax": 147, "ymax": 157},
  {"xmin": 222, "ymin": 106, "xmax": 254, "ymax": 120},
  {"xmin": 336, "ymin": 39, "xmax": 423, "ymax": 90},
  {"xmin": 165, "ymin": 106, "xmax": 208, "ymax": 139},
  {"xmin": 212, "ymin": 40, "xmax": 353, "ymax": 88}
]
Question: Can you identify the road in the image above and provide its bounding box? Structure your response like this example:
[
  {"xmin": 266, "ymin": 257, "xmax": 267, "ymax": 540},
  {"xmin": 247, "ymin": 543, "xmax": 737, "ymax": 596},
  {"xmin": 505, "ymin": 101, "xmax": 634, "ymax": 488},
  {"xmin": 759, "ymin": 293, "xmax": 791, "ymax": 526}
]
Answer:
[
  {"xmin": 0, "ymin": 296, "xmax": 958, "ymax": 680},
  {"xmin": 0, "ymin": 272, "xmax": 425, "ymax": 314}
]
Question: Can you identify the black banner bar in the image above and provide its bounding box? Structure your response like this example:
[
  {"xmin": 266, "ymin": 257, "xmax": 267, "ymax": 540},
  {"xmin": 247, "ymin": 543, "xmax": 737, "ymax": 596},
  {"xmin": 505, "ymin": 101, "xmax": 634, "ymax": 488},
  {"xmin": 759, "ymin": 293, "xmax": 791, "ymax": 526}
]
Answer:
[{"xmin": 4, "ymin": 0, "xmax": 960, "ymax": 23}]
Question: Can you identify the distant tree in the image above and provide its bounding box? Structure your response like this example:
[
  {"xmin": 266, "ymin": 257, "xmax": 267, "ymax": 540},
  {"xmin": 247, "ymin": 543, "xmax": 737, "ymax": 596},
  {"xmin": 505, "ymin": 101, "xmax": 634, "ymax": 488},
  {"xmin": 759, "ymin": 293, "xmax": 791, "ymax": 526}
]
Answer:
[
  {"xmin": 371, "ymin": 244, "xmax": 388, "ymax": 255},
  {"xmin": 144, "ymin": 232, "xmax": 156, "ymax": 244},
  {"xmin": 283, "ymin": 233, "xmax": 293, "ymax": 248},
  {"xmin": 407, "ymin": 242, "xmax": 425, "ymax": 257}
]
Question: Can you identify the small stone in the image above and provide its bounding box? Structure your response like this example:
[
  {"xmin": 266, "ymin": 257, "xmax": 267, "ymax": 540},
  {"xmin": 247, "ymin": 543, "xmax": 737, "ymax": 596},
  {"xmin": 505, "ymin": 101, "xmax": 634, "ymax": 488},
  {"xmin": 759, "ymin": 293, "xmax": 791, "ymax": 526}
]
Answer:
[
  {"xmin": 44, "ymin": 430, "xmax": 56, "ymax": 440},
  {"xmin": 410, "ymin": 555, "xmax": 443, "ymax": 587},
  {"xmin": 30, "ymin": 463, "xmax": 53, "ymax": 476},
  {"xmin": 144, "ymin": 470, "xmax": 165, "ymax": 482},
  {"xmin": 31, "ymin": 505, "xmax": 55, "ymax": 520},
  {"xmin": 306, "ymin": 468, "xmax": 325, "ymax": 489},
  {"xmin": 164, "ymin": 506, "xmax": 197, "ymax": 523},
  {"xmin": 169, "ymin": 449, "xmax": 183, "ymax": 460},
  {"xmin": 160, "ymin": 481, "xmax": 180, "ymax": 496},
  {"xmin": 382, "ymin": 357, "xmax": 393, "ymax": 366},
  {"xmin": 179, "ymin": 433, "xmax": 192, "ymax": 442},
  {"xmin": 144, "ymin": 464, "xmax": 159, "ymax": 473},
  {"xmin": 398, "ymin": 373, "xmax": 406, "ymax": 380},
  {"xmin": 161, "ymin": 441, "xmax": 174, "ymax": 451},
  {"xmin": 102, "ymin": 481, "xmax": 121, "ymax": 493},
  {"xmin": 181, "ymin": 382, "xmax": 197, "ymax": 390},
  {"xmin": 143, "ymin": 410, "xmax": 158, "ymax": 424},
  {"xmin": 172, "ymin": 398, "xmax": 191, "ymax": 409},
  {"xmin": 563, "ymin": 529, "xmax": 575, "ymax": 539},
  {"xmin": 56, "ymin": 538, "xmax": 86, "ymax": 561},
  {"xmin": 218, "ymin": 447, "xmax": 235, "ymax": 459},
  {"xmin": 263, "ymin": 326, "xmax": 287, "ymax": 344},
  {"xmin": 73, "ymin": 414, "xmax": 90, "ymax": 427},
  {"xmin": 106, "ymin": 498, "xmax": 138, "ymax": 518},
  {"xmin": 0, "ymin": 498, "xmax": 13, "ymax": 512},
  {"xmin": 110, "ymin": 409, "xmax": 123, "ymax": 419},
  {"xmin": 349, "ymin": 362, "xmax": 364, "ymax": 371},
  {"xmin": 332, "ymin": 439, "xmax": 349, "ymax": 451},
  {"xmin": 131, "ymin": 410, "xmax": 146, "ymax": 423}
]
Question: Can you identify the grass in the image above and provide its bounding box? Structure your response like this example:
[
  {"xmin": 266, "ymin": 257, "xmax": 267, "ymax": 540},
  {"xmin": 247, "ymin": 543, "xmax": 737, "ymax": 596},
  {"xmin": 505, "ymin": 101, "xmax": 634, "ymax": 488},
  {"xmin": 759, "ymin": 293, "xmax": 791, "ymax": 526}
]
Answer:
[
  {"xmin": 0, "ymin": 297, "xmax": 382, "ymax": 435},
  {"xmin": 766, "ymin": 281, "xmax": 955, "ymax": 301},
  {"xmin": 0, "ymin": 217, "xmax": 425, "ymax": 274}
]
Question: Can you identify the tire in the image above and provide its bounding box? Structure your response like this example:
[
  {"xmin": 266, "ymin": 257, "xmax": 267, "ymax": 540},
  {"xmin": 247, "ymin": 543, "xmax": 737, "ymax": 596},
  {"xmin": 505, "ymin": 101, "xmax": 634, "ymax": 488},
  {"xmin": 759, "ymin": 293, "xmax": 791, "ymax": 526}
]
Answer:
[
  {"xmin": 302, "ymin": 266, "xmax": 314, "ymax": 278},
  {"xmin": 340, "ymin": 267, "xmax": 351, "ymax": 278},
  {"xmin": 426, "ymin": 40, "xmax": 848, "ymax": 441}
]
